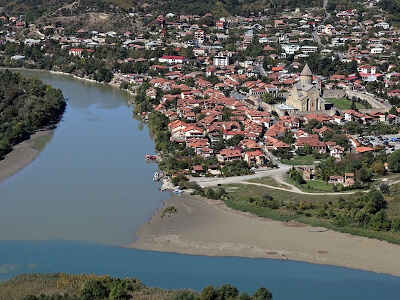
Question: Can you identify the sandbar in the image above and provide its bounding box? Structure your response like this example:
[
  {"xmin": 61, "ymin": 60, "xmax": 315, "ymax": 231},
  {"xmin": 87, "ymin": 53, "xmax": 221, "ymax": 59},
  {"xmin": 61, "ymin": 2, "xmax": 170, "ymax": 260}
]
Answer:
[
  {"xmin": 0, "ymin": 129, "xmax": 53, "ymax": 183},
  {"xmin": 128, "ymin": 192, "xmax": 400, "ymax": 276}
]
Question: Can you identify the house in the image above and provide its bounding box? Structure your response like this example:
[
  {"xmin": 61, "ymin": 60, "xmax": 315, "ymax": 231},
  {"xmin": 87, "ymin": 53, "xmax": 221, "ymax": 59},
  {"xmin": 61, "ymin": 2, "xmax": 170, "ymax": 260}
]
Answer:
[
  {"xmin": 169, "ymin": 120, "xmax": 189, "ymax": 142},
  {"xmin": 329, "ymin": 175, "xmax": 344, "ymax": 185},
  {"xmin": 217, "ymin": 148, "xmax": 243, "ymax": 163},
  {"xmin": 192, "ymin": 165, "xmax": 205, "ymax": 174},
  {"xmin": 295, "ymin": 136, "xmax": 327, "ymax": 153},
  {"xmin": 159, "ymin": 55, "xmax": 188, "ymax": 64},
  {"xmin": 344, "ymin": 173, "xmax": 355, "ymax": 187},
  {"xmin": 329, "ymin": 145, "xmax": 344, "ymax": 161},
  {"xmin": 355, "ymin": 146, "xmax": 374, "ymax": 154},
  {"xmin": 68, "ymin": 48, "xmax": 94, "ymax": 57},
  {"xmin": 357, "ymin": 65, "xmax": 379, "ymax": 75},
  {"xmin": 244, "ymin": 150, "xmax": 266, "ymax": 166},
  {"xmin": 184, "ymin": 126, "xmax": 204, "ymax": 140}
]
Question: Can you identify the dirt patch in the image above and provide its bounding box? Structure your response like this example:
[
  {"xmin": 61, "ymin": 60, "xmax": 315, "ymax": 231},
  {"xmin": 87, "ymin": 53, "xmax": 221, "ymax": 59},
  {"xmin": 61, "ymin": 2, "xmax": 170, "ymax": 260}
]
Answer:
[
  {"xmin": 266, "ymin": 251, "xmax": 278, "ymax": 255},
  {"xmin": 317, "ymin": 250, "xmax": 329, "ymax": 254}
]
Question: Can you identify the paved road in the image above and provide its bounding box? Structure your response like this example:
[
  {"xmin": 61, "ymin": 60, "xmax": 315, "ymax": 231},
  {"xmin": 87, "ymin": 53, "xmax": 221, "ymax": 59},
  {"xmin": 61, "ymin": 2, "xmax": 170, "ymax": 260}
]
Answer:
[
  {"xmin": 312, "ymin": 30, "xmax": 323, "ymax": 47},
  {"xmin": 254, "ymin": 63, "xmax": 268, "ymax": 77},
  {"xmin": 346, "ymin": 90, "xmax": 392, "ymax": 111}
]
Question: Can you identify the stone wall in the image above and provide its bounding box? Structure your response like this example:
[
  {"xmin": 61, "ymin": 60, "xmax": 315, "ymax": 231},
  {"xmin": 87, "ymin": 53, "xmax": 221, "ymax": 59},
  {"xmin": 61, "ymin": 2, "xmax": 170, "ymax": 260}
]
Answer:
[{"xmin": 323, "ymin": 89, "xmax": 346, "ymax": 98}]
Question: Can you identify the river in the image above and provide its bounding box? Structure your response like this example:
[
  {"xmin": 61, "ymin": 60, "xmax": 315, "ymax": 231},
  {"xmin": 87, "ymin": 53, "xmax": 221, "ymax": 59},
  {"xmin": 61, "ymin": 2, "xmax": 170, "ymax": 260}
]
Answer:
[{"xmin": 0, "ymin": 70, "xmax": 399, "ymax": 299}]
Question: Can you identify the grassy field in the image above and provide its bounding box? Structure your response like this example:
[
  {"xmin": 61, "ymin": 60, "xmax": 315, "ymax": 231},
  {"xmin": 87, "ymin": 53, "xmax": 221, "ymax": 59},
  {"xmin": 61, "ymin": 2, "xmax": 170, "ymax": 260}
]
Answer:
[
  {"xmin": 325, "ymin": 98, "xmax": 365, "ymax": 110},
  {"xmin": 247, "ymin": 176, "xmax": 288, "ymax": 188},
  {"xmin": 222, "ymin": 182, "xmax": 400, "ymax": 245},
  {"xmin": 224, "ymin": 183, "xmax": 340, "ymax": 204},
  {"xmin": 281, "ymin": 154, "xmax": 317, "ymax": 165},
  {"xmin": 285, "ymin": 176, "xmax": 336, "ymax": 193}
]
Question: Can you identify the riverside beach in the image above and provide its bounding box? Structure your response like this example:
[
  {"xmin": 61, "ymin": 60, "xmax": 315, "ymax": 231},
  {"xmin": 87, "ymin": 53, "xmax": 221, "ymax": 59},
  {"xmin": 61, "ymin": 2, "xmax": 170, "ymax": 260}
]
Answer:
[{"xmin": 129, "ymin": 191, "xmax": 400, "ymax": 276}]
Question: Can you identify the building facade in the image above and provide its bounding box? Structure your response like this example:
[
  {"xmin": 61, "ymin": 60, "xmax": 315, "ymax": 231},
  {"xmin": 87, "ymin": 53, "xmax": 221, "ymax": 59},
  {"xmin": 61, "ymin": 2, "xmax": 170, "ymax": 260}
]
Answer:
[{"xmin": 285, "ymin": 64, "xmax": 325, "ymax": 112}]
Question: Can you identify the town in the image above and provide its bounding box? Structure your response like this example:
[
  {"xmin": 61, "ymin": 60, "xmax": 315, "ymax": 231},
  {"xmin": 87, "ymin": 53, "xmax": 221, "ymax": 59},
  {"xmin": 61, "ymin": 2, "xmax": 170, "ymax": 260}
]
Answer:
[{"xmin": 0, "ymin": 2, "xmax": 400, "ymax": 192}]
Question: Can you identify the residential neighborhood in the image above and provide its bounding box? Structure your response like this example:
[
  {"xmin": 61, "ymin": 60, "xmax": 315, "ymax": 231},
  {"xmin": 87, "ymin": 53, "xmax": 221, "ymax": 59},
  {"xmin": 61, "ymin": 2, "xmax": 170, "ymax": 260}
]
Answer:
[{"xmin": 0, "ymin": 2, "xmax": 400, "ymax": 189}]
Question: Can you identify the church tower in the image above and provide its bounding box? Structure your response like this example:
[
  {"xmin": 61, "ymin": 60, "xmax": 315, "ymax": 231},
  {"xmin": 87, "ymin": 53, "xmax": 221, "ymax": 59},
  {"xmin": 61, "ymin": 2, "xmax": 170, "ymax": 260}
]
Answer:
[{"xmin": 300, "ymin": 63, "xmax": 313, "ymax": 85}]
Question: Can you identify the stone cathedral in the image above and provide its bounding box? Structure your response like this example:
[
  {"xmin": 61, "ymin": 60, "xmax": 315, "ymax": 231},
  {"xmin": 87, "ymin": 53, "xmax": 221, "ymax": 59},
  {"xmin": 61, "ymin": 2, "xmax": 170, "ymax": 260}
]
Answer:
[{"xmin": 286, "ymin": 63, "xmax": 325, "ymax": 112}]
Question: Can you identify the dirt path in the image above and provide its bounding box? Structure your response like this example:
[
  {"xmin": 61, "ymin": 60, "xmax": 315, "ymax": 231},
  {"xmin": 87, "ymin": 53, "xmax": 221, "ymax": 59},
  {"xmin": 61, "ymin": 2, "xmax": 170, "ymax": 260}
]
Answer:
[{"xmin": 241, "ymin": 181, "xmax": 363, "ymax": 195}]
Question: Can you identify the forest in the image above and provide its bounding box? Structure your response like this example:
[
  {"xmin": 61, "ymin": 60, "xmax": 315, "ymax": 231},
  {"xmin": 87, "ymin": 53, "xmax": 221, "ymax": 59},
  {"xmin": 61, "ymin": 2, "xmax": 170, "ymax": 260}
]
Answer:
[{"xmin": 0, "ymin": 69, "xmax": 66, "ymax": 158}]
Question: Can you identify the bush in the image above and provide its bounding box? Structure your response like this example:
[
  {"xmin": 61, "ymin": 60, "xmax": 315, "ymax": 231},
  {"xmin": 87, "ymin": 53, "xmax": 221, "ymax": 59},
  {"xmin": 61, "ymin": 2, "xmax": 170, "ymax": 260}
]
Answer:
[{"xmin": 290, "ymin": 170, "xmax": 306, "ymax": 185}]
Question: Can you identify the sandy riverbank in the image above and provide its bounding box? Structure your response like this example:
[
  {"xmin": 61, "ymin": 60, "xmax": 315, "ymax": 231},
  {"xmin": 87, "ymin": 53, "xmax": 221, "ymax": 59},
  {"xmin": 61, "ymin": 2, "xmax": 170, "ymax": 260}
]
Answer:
[
  {"xmin": 0, "ymin": 130, "xmax": 53, "ymax": 183},
  {"xmin": 128, "ymin": 192, "xmax": 400, "ymax": 276}
]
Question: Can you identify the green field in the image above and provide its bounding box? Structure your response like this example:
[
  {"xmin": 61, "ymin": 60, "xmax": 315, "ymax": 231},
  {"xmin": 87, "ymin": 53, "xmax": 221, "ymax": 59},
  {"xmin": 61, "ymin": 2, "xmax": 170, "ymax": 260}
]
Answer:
[
  {"xmin": 281, "ymin": 154, "xmax": 317, "ymax": 165},
  {"xmin": 286, "ymin": 176, "xmax": 335, "ymax": 192},
  {"xmin": 222, "ymin": 182, "xmax": 400, "ymax": 245},
  {"xmin": 247, "ymin": 176, "xmax": 288, "ymax": 188},
  {"xmin": 325, "ymin": 98, "xmax": 365, "ymax": 110}
]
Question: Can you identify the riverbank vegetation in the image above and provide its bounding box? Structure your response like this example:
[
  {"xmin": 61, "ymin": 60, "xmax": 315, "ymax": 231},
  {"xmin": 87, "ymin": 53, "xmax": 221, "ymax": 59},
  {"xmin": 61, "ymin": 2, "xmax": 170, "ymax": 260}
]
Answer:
[
  {"xmin": 0, "ymin": 273, "xmax": 273, "ymax": 300},
  {"xmin": 216, "ymin": 182, "xmax": 400, "ymax": 245},
  {"xmin": 0, "ymin": 69, "xmax": 66, "ymax": 158}
]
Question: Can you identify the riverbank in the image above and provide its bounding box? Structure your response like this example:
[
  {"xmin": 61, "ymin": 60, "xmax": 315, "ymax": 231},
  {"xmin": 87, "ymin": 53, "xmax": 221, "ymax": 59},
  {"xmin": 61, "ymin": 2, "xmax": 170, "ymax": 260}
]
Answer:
[
  {"xmin": 0, "ymin": 129, "xmax": 53, "ymax": 183},
  {"xmin": 128, "ymin": 192, "xmax": 400, "ymax": 276}
]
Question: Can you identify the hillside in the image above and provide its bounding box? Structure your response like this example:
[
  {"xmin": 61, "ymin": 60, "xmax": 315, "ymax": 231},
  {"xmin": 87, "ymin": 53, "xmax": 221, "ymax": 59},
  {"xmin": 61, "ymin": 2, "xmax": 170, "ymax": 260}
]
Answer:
[
  {"xmin": 0, "ymin": 0, "xmax": 136, "ymax": 32},
  {"xmin": 0, "ymin": 70, "xmax": 66, "ymax": 159},
  {"xmin": 0, "ymin": 0, "xmax": 324, "ymax": 31}
]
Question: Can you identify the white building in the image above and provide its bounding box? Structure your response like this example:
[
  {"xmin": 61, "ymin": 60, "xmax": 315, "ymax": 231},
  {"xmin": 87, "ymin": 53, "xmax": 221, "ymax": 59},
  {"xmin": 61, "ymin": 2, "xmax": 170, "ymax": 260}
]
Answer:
[
  {"xmin": 213, "ymin": 52, "xmax": 230, "ymax": 67},
  {"xmin": 282, "ymin": 44, "xmax": 300, "ymax": 55},
  {"xmin": 301, "ymin": 45, "xmax": 318, "ymax": 53},
  {"xmin": 374, "ymin": 22, "xmax": 390, "ymax": 30}
]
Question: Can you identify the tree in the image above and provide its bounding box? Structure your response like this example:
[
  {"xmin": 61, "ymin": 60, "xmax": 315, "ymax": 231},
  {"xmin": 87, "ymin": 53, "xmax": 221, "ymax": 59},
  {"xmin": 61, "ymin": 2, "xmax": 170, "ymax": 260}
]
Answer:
[
  {"xmin": 200, "ymin": 285, "xmax": 217, "ymax": 300},
  {"xmin": 252, "ymin": 287, "xmax": 273, "ymax": 300},
  {"xmin": 388, "ymin": 150, "xmax": 400, "ymax": 172},
  {"xmin": 261, "ymin": 93, "xmax": 276, "ymax": 104},
  {"xmin": 80, "ymin": 280, "xmax": 109, "ymax": 300},
  {"xmin": 364, "ymin": 188, "xmax": 386, "ymax": 214},
  {"xmin": 371, "ymin": 161, "xmax": 386, "ymax": 175},
  {"xmin": 216, "ymin": 284, "xmax": 239, "ymax": 299}
]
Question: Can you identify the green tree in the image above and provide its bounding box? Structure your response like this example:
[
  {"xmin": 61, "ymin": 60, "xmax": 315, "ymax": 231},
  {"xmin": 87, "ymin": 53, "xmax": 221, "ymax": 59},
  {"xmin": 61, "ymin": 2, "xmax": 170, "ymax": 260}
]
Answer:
[
  {"xmin": 200, "ymin": 285, "xmax": 217, "ymax": 300},
  {"xmin": 80, "ymin": 280, "xmax": 109, "ymax": 300},
  {"xmin": 364, "ymin": 188, "xmax": 386, "ymax": 214},
  {"xmin": 251, "ymin": 287, "xmax": 273, "ymax": 300},
  {"xmin": 388, "ymin": 150, "xmax": 400, "ymax": 172}
]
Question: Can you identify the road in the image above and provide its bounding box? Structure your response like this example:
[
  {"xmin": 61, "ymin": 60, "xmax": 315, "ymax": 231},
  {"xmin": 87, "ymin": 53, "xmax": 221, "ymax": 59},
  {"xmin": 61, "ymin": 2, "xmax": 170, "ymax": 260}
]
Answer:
[
  {"xmin": 311, "ymin": 0, "xmax": 330, "ymax": 47},
  {"xmin": 312, "ymin": 30, "xmax": 323, "ymax": 47},
  {"xmin": 254, "ymin": 63, "xmax": 268, "ymax": 77},
  {"xmin": 346, "ymin": 90, "xmax": 392, "ymax": 111}
]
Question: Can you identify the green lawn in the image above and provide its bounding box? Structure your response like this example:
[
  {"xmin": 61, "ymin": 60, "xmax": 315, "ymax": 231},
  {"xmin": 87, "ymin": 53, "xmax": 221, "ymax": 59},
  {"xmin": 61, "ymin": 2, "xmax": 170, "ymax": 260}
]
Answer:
[
  {"xmin": 304, "ymin": 179, "xmax": 334, "ymax": 192},
  {"xmin": 325, "ymin": 98, "xmax": 365, "ymax": 110},
  {"xmin": 281, "ymin": 154, "xmax": 317, "ymax": 165},
  {"xmin": 286, "ymin": 176, "xmax": 334, "ymax": 193}
]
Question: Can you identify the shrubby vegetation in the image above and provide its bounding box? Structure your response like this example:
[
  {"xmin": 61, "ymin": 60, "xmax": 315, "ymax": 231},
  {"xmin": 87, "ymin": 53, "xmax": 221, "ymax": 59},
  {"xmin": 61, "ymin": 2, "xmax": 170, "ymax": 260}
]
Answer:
[
  {"xmin": 0, "ymin": 273, "xmax": 273, "ymax": 300},
  {"xmin": 0, "ymin": 69, "xmax": 66, "ymax": 158},
  {"xmin": 222, "ymin": 181, "xmax": 400, "ymax": 244}
]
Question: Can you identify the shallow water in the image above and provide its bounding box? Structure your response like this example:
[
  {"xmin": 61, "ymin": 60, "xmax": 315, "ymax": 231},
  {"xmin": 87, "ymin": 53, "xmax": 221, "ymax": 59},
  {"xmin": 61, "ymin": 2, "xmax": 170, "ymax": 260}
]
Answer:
[{"xmin": 0, "ymin": 71, "xmax": 399, "ymax": 299}]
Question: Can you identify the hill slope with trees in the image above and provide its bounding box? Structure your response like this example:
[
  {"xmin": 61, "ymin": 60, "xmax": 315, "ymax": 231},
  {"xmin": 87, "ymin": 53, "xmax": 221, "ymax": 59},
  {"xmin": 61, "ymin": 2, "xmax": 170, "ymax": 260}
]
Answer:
[{"xmin": 0, "ymin": 70, "xmax": 66, "ymax": 158}]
